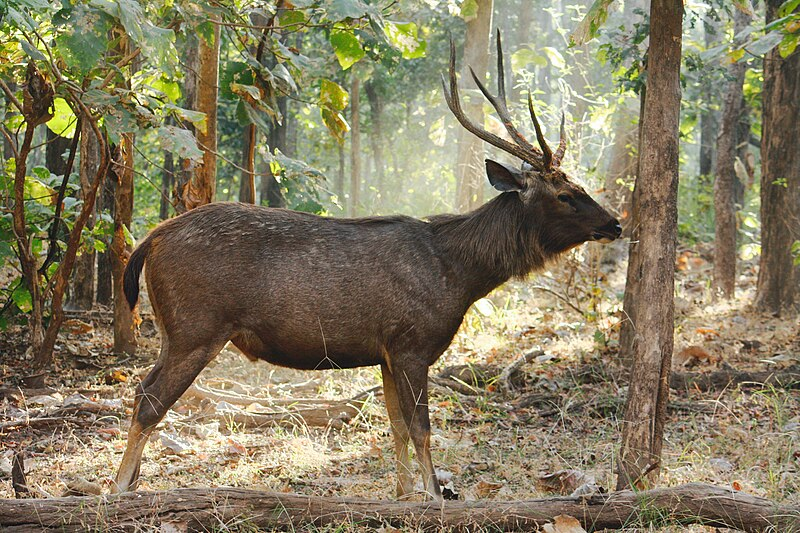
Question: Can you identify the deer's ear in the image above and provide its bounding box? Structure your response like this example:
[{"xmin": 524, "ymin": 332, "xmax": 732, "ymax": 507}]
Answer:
[{"xmin": 485, "ymin": 159, "xmax": 525, "ymax": 193}]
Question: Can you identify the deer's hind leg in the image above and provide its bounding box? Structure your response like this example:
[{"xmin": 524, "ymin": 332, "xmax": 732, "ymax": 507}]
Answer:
[
  {"xmin": 113, "ymin": 326, "xmax": 230, "ymax": 493},
  {"xmin": 381, "ymin": 364, "xmax": 415, "ymax": 498}
]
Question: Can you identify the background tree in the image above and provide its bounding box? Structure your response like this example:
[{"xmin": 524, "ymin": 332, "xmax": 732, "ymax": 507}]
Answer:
[
  {"xmin": 455, "ymin": 0, "xmax": 493, "ymax": 213},
  {"xmin": 617, "ymin": 0, "xmax": 683, "ymax": 490},
  {"xmin": 713, "ymin": 5, "xmax": 752, "ymax": 299},
  {"xmin": 755, "ymin": 0, "xmax": 800, "ymax": 313}
]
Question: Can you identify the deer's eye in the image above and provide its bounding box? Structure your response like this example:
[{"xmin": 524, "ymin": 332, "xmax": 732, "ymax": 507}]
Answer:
[{"xmin": 557, "ymin": 194, "xmax": 573, "ymax": 204}]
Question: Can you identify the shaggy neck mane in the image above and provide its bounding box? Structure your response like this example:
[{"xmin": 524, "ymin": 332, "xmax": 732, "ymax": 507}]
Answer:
[{"xmin": 429, "ymin": 193, "xmax": 556, "ymax": 290}]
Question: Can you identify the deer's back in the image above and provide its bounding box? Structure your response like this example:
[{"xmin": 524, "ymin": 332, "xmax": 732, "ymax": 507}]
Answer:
[{"xmin": 143, "ymin": 203, "xmax": 467, "ymax": 369}]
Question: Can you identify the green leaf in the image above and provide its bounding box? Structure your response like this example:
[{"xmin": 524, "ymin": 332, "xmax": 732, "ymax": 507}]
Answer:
[
  {"xmin": 325, "ymin": 0, "xmax": 369, "ymax": 21},
  {"xmin": 157, "ymin": 125, "xmax": 203, "ymax": 162},
  {"xmin": 511, "ymin": 48, "xmax": 546, "ymax": 70},
  {"xmin": 745, "ymin": 30, "xmax": 784, "ymax": 56},
  {"xmin": 330, "ymin": 30, "xmax": 365, "ymax": 70},
  {"xmin": 55, "ymin": 4, "xmax": 111, "ymax": 74},
  {"xmin": 779, "ymin": 32, "xmax": 799, "ymax": 57},
  {"xmin": 779, "ymin": 0, "xmax": 800, "ymax": 17},
  {"xmin": 12, "ymin": 283, "xmax": 32, "ymax": 313},
  {"xmin": 321, "ymin": 108, "xmax": 350, "ymax": 141},
  {"xmin": 541, "ymin": 47, "xmax": 565, "ymax": 70},
  {"xmin": 164, "ymin": 103, "xmax": 207, "ymax": 134},
  {"xmin": 319, "ymin": 79, "xmax": 349, "ymax": 110},
  {"xmin": 19, "ymin": 40, "xmax": 46, "ymax": 61},
  {"xmin": 279, "ymin": 9, "xmax": 307, "ymax": 29},
  {"xmin": 149, "ymin": 77, "xmax": 181, "ymax": 103},
  {"xmin": 460, "ymin": 0, "xmax": 478, "ymax": 21},
  {"xmin": 570, "ymin": 0, "xmax": 616, "ymax": 46},
  {"xmin": 46, "ymin": 98, "xmax": 77, "ymax": 139},
  {"xmin": 383, "ymin": 21, "xmax": 426, "ymax": 59}
]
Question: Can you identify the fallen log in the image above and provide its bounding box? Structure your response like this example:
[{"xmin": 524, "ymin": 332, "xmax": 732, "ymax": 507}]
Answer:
[
  {"xmin": 670, "ymin": 365, "xmax": 800, "ymax": 392},
  {"xmin": 0, "ymin": 483, "xmax": 796, "ymax": 532}
]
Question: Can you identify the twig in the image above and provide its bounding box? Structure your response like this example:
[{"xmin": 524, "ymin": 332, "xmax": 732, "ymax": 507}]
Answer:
[
  {"xmin": 499, "ymin": 348, "xmax": 544, "ymax": 393},
  {"xmin": 529, "ymin": 284, "xmax": 584, "ymax": 315}
]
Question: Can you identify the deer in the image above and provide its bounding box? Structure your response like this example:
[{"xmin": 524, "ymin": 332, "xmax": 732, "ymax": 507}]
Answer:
[{"xmin": 113, "ymin": 31, "xmax": 621, "ymax": 501}]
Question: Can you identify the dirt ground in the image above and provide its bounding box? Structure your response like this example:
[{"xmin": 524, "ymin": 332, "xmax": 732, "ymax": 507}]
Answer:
[{"xmin": 1, "ymin": 244, "xmax": 799, "ymax": 531}]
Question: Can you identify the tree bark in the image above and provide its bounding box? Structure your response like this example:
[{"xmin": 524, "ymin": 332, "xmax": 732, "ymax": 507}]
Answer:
[
  {"xmin": 336, "ymin": 142, "xmax": 346, "ymax": 205},
  {"xmin": 455, "ymin": 0, "xmax": 493, "ymax": 213},
  {"xmin": 699, "ymin": 15, "xmax": 720, "ymax": 178},
  {"xmin": 160, "ymin": 147, "xmax": 174, "ymax": 220},
  {"xmin": 603, "ymin": 103, "xmax": 638, "ymax": 226},
  {"xmin": 617, "ymin": 85, "xmax": 646, "ymax": 363},
  {"xmin": 755, "ymin": 0, "xmax": 800, "ymax": 314},
  {"xmin": 109, "ymin": 138, "xmax": 137, "ymax": 355},
  {"xmin": 0, "ymin": 483, "xmax": 796, "ymax": 532},
  {"xmin": 365, "ymin": 81, "xmax": 385, "ymax": 201},
  {"xmin": 69, "ymin": 119, "xmax": 99, "ymax": 310},
  {"xmin": 175, "ymin": 20, "xmax": 220, "ymax": 212},
  {"xmin": 713, "ymin": 8, "xmax": 751, "ymax": 299},
  {"xmin": 260, "ymin": 97, "xmax": 287, "ymax": 208},
  {"xmin": 616, "ymin": 0, "xmax": 682, "ymax": 491},
  {"xmin": 349, "ymin": 76, "xmax": 361, "ymax": 217},
  {"xmin": 95, "ymin": 171, "xmax": 114, "ymax": 306},
  {"xmin": 239, "ymin": 124, "xmax": 257, "ymax": 203}
]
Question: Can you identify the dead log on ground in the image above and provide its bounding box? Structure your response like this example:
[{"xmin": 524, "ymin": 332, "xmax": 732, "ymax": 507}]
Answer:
[
  {"xmin": 0, "ymin": 483, "xmax": 796, "ymax": 532},
  {"xmin": 205, "ymin": 387, "xmax": 380, "ymax": 430},
  {"xmin": 671, "ymin": 365, "xmax": 800, "ymax": 392}
]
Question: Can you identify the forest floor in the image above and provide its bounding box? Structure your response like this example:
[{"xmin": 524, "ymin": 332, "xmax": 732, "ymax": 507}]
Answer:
[{"xmin": 1, "ymin": 242, "xmax": 799, "ymax": 532}]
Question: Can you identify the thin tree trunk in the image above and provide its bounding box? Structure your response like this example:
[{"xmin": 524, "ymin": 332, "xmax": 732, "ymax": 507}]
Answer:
[
  {"xmin": 455, "ymin": 0, "xmax": 493, "ymax": 213},
  {"xmin": 616, "ymin": 0, "xmax": 682, "ymax": 490},
  {"xmin": 365, "ymin": 81, "xmax": 385, "ymax": 199},
  {"xmin": 175, "ymin": 19, "xmax": 220, "ymax": 212},
  {"xmin": 603, "ymin": 104, "xmax": 637, "ymax": 225},
  {"xmin": 70, "ymin": 119, "xmax": 99, "ymax": 310},
  {"xmin": 160, "ymin": 149, "xmax": 173, "ymax": 220},
  {"xmin": 96, "ymin": 171, "xmax": 114, "ymax": 306},
  {"xmin": 349, "ymin": 76, "xmax": 361, "ymax": 217},
  {"xmin": 618, "ymin": 86, "xmax": 646, "ymax": 363},
  {"xmin": 712, "ymin": 8, "xmax": 750, "ymax": 299},
  {"xmin": 699, "ymin": 16, "xmax": 720, "ymax": 178},
  {"xmin": 755, "ymin": 0, "xmax": 800, "ymax": 313},
  {"xmin": 111, "ymin": 137, "xmax": 137, "ymax": 355},
  {"xmin": 239, "ymin": 124, "xmax": 257, "ymax": 203}
]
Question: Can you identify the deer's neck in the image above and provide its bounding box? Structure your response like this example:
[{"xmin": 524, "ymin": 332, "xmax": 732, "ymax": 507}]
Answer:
[{"xmin": 429, "ymin": 194, "xmax": 548, "ymax": 301}]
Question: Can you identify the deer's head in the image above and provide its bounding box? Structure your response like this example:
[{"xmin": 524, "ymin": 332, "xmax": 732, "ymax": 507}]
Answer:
[{"xmin": 442, "ymin": 31, "xmax": 621, "ymax": 252}]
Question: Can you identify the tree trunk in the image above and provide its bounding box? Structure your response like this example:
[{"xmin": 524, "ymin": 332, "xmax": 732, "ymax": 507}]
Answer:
[
  {"xmin": 616, "ymin": 0, "xmax": 682, "ymax": 490},
  {"xmin": 755, "ymin": 0, "xmax": 800, "ymax": 314},
  {"xmin": 69, "ymin": 119, "xmax": 99, "ymax": 310},
  {"xmin": 110, "ymin": 138, "xmax": 137, "ymax": 355},
  {"xmin": 160, "ymin": 148, "xmax": 174, "ymax": 220},
  {"xmin": 175, "ymin": 20, "xmax": 220, "ymax": 212},
  {"xmin": 1, "ymin": 483, "xmax": 797, "ymax": 532},
  {"xmin": 617, "ymin": 86, "xmax": 646, "ymax": 363},
  {"xmin": 712, "ymin": 8, "xmax": 750, "ymax": 299},
  {"xmin": 455, "ymin": 0, "xmax": 493, "ymax": 213},
  {"xmin": 603, "ymin": 103, "xmax": 638, "ymax": 226},
  {"xmin": 699, "ymin": 16, "xmax": 720, "ymax": 178},
  {"xmin": 337, "ymin": 142, "xmax": 346, "ymax": 206},
  {"xmin": 96, "ymin": 170, "xmax": 115, "ymax": 306},
  {"xmin": 349, "ymin": 76, "xmax": 361, "ymax": 217},
  {"xmin": 239, "ymin": 124, "xmax": 257, "ymax": 203},
  {"xmin": 365, "ymin": 81, "xmax": 385, "ymax": 200}
]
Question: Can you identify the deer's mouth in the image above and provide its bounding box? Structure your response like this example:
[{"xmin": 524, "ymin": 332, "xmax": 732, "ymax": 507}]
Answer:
[{"xmin": 591, "ymin": 221, "xmax": 622, "ymax": 243}]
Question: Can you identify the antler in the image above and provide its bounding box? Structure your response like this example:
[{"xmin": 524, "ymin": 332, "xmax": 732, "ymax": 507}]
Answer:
[{"xmin": 442, "ymin": 35, "xmax": 545, "ymax": 169}]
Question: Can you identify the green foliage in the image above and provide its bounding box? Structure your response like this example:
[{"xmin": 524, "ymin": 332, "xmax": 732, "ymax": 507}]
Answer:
[{"xmin": 570, "ymin": 0, "xmax": 616, "ymax": 46}]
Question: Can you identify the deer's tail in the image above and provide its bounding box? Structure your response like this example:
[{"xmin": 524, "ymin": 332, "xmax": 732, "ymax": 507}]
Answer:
[{"xmin": 123, "ymin": 237, "xmax": 152, "ymax": 311}]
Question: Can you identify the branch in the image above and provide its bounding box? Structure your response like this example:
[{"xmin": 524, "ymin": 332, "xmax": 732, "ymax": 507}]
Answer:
[{"xmin": 0, "ymin": 483, "xmax": 797, "ymax": 532}]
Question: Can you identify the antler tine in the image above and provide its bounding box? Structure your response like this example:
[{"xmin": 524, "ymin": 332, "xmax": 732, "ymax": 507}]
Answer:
[
  {"xmin": 528, "ymin": 92, "xmax": 553, "ymax": 170},
  {"xmin": 552, "ymin": 113, "xmax": 567, "ymax": 167},
  {"xmin": 495, "ymin": 28, "xmax": 506, "ymax": 104},
  {"xmin": 467, "ymin": 34, "xmax": 540, "ymax": 158},
  {"xmin": 443, "ymin": 39, "xmax": 541, "ymax": 167}
]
